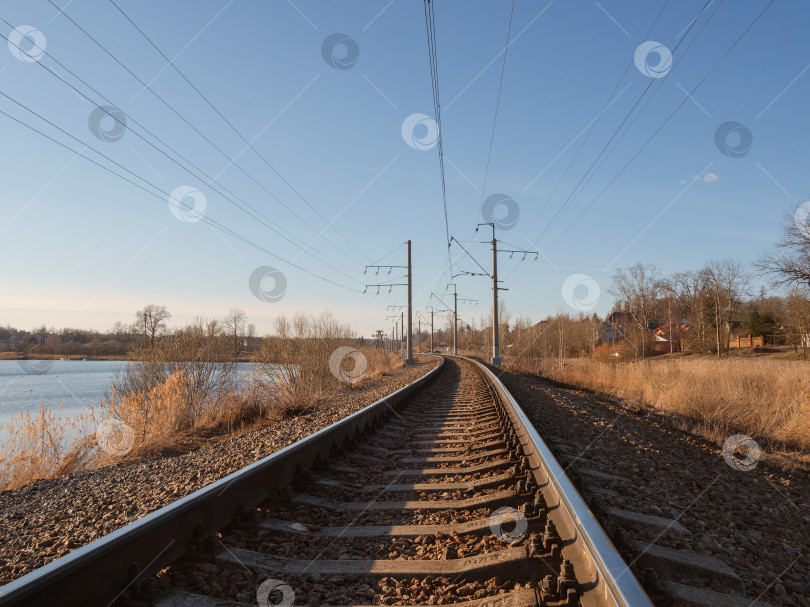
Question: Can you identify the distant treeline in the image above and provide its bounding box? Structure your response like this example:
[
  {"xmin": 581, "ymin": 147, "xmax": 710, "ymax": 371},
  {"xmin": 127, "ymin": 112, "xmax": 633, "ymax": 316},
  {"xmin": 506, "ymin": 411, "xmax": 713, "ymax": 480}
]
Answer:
[{"xmin": 0, "ymin": 305, "xmax": 260, "ymax": 359}]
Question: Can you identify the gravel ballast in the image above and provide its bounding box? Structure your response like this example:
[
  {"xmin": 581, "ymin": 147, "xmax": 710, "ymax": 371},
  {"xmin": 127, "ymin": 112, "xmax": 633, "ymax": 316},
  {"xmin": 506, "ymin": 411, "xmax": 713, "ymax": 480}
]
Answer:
[
  {"xmin": 0, "ymin": 355, "xmax": 440, "ymax": 585},
  {"xmin": 163, "ymin": 357, "xmax": 529, "ymax": 606},
  {"xmin": 491, "ymin": 365, "xmax": 809, "ymax": 607}
]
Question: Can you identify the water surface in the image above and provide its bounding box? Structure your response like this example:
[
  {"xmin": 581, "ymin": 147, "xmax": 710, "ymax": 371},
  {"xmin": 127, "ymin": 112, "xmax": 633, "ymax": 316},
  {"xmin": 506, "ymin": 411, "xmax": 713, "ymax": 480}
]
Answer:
[
  {"xmin": 0, "ymin": 360, "xmax": 261, "ymax": 436},
  {"xmin": 0, "ymin": 360, "xmax": 124, "ymax": 430}
]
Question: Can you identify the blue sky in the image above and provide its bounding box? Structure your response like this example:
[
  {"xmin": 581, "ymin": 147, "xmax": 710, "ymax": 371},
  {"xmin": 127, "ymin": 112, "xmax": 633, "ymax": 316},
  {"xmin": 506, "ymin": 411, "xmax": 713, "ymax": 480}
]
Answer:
[{"xmin": 0, "ymin": 0, "xmax": 808, "ymax": 338}]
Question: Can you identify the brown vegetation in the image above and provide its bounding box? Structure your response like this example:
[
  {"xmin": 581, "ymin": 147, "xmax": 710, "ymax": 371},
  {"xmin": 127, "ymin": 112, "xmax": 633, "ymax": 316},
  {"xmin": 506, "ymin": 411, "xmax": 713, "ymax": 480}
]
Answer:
[
  {"xmin": 507, "ymin": 355, "xmax": 810, "ymax": 455},
  {"xmin": 0, "ymin": 405, "xmax": 96, "ymax": 491},
  {"xmin": 257, "ymin": 312, "xmax": 398, "ymax": 411},
  {"xmin": 0, "ymin": 313, "xmax": 400, "ymax": 491}
]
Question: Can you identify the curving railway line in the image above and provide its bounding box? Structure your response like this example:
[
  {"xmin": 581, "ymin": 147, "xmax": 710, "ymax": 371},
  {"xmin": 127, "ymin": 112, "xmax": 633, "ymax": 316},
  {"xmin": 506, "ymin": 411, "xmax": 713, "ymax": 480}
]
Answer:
[{"xmin": 0, "ymin": 356, "xmax": 765, "ymax": 606}]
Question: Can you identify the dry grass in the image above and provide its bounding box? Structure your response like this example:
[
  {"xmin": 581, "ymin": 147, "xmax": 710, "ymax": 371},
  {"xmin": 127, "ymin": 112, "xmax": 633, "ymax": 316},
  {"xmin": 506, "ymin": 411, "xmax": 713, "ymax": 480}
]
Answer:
[
  {"xmin": 0, "ymin": 340, "xmax": 402, "ymax": 491},
  {"xmin": 508, "ymin": 356, "xmax": 810, "ymax": 453},
  {"xmin": 104, "ymin": 370, "xmax": 190, "ymax": 449},
  {"xmin": 0, "ymin": 404, "xmax": 97, "ymax": 491},
  {"xmin": 257, "ymin": 312, "xmax": 398, "ymax": 409},
  {"xmin": 357, "ymin": 346, "xmax": 400, "ymax": 378},
  {"xmin": 102, "ymin": 372, "xmax": 270, "ymax": 461},
  {"xmin": 0, "ymin": 368, "xmax": 277, "ymax": 490},
  {"xmin": 256, "ymin": 345, "xmax": 399, "ymax": 418}
]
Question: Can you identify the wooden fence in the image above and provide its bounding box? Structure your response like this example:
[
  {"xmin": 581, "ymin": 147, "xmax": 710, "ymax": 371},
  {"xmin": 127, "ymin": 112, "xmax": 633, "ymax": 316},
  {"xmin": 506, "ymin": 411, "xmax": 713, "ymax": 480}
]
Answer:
[{"xmin": 729, "ymin": 334, "xmax": 809, "ymax": 348}]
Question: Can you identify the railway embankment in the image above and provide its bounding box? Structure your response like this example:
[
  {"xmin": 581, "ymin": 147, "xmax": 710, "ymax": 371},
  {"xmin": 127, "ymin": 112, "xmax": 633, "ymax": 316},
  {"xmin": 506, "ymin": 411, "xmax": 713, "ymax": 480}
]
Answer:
[
  {"xmin": 494, "ymin": 366, "xmax": 809, "ymax": 607},
  {"xmin": 0, "ymin": 355, "xmax": 440, "ymax": 585}
]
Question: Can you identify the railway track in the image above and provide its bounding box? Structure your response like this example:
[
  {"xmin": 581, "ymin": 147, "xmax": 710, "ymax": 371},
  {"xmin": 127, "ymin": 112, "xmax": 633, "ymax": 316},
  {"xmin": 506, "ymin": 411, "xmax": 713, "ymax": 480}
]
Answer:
[{"xmin": 1, "ymin": 357, "xmax": 662, "ymax": 606}]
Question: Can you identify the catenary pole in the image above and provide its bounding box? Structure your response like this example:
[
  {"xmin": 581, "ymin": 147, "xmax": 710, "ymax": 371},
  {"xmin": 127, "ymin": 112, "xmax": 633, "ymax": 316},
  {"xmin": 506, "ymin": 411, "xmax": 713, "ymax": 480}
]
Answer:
[{"xmin": 406, "ymin": 240, "xmax": 413, "ymax": 364}]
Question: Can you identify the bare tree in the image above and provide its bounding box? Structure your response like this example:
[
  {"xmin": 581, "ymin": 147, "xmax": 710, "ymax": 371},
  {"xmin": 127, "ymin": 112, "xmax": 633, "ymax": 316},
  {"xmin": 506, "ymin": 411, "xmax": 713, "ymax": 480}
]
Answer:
[
  {"xmin": 702, "ymin": 259, "xmax": 751, "ymax": 358},
  {"xmin": 115, "ymin": 318, "xmax": 237, "ymax": 434},
  {"xmin": 609, "ymin": 263, "xmax": 661, "ymax": 358},
  {"xmin": 756, "ymin": 204, "xmax": 810, "ymax": 288},
  {"xmin": 784, "ymin": 289, "xmax": 810, "ymax": 359},
  {"xmin": 223, "ymin": 308, "xmax": 247, "ymax": 359},
  {"xmin": 664, "ymin": 271, "xmax": 709, "ymax": 352},
  {"xmin": 44, "ymin": 333, "xmax": 61, "ymax": 354},
  {"xmin": 109, "ymin": 321, "xmax": 130, "ymax": 339},
  {"xmin": 135, "ymin": 305, "xmax": 171, "ymax": 347},
  {"xmin": 257, "ymin": 312, "xmax": 356, "ymax": 407}
]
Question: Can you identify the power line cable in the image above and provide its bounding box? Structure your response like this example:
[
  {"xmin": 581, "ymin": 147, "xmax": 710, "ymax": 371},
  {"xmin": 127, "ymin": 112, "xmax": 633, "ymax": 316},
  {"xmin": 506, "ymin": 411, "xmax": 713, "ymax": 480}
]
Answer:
[
  {"xmin": 548, "ymin": 0, "xmax": 775, "ymax": 247},
  {"xmin": 449, "ymin": 237, "xmax": 491, "ymax": 277},
  {"xmin": 368, "ymin": 241, "xmax": 406, "ymax": 267},
  {"xmin": 0, "ymin": 19, "xmax": 362, "ymax": 283},
  {"xmin": 523, "ymin": 0, "xmax": 670, "ymax": 234},
  {"xmin": 569, "ymin": 0, "xmax": 726, "ymax": 201},
  {"xmin": 45, "ymin": 1, "xmax": 363, "ymax": 273},
  {"xmin": 0, "ymin": 99, "xmax": 359, "ymax": 292},
  {"xmin": 502, "ymin": 0, "xmax": 728, "ymax": 287},
  {"xmin": 107, "ymin": 0, "xmax": 369, "ymax": 264},
  {"xmin": 479, "ymin": 0, "xmax": 516, "ymax": 205},
  {"xmin": 536, "ymin": 0, "xmax": 712, "ymax": 243},
  {"xmin": 423, "ymin": 0, "xmax": 451, "ymax": 264}
]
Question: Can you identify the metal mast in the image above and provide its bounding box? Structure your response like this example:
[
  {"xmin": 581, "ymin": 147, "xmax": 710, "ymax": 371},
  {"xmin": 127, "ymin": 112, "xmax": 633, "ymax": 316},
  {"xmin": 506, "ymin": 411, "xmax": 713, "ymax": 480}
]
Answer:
[{"xmin": 406, "ymin": 240, "xmax": 413, "ymax": 364}]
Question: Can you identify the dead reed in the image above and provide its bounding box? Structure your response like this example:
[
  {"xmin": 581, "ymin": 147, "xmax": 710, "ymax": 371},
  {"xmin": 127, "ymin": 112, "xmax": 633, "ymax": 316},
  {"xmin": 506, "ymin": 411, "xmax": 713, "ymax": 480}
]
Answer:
[
  {"xmin": 509, "ymin": 356, "xmax": 810, "ymax": 453},
  {"xmin": 0, "ymin": 314, "xmax": 402, "ymax": 491}
]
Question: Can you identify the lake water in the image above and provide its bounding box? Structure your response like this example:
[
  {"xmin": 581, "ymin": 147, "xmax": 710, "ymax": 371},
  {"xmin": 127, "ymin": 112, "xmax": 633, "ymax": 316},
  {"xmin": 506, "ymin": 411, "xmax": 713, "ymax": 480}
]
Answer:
[
  {"xmin": 0, "ymin": 360, "xmax": 124, "ymax": 430},
  {"xmin": 0, "ymin": 360, "xmax": 261, "ymax": 435}
]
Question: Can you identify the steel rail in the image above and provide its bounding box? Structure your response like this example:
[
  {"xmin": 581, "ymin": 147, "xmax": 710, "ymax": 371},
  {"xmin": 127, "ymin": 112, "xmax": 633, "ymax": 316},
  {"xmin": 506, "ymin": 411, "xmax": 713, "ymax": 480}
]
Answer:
[
  {"xmin": 467, "ymin": 357, "xmax": 654, "ymax": 607},
  {"xmin": 0, "ymin": 358, "xmax": 445, "ymax": 607}
]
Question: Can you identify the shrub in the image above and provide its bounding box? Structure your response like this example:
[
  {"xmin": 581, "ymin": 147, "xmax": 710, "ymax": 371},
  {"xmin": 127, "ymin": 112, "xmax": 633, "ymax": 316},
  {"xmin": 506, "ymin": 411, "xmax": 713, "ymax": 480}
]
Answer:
[
  {"xmin": 116, "ymin": 319, "xmax": 238, "ymax": 423},
  {"xmin": 0, "ymin": 404, "xmax": 96, "ymax": 491}
]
